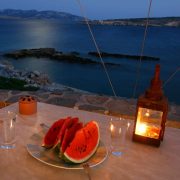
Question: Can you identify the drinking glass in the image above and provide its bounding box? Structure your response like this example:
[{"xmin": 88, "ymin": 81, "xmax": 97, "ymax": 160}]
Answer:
[
  {"xmin": 0, "ymin": 111, "xmax": 16, "ymax": 149},
  {"xmin": 110, "ymin": 117, "xmax": 129, "ymax": 156}
]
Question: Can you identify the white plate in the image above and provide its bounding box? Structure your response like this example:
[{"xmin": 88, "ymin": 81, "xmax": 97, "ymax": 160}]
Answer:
[{"xmin": 26, "ymin": 130, "xmax": 108, "ymax": 169}]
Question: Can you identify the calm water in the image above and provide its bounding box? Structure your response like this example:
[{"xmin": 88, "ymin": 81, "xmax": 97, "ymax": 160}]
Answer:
[{"xmin": 0, "ymin": 19, "xmax": 180, "ymax": 104}]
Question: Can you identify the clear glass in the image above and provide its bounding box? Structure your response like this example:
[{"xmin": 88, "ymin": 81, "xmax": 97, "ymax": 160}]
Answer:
[
  {"xmin": 110, "ymin": 117, "xmax": 130, "ymax": 156},
  {"xmin": 135, "ymin": 107, "xmax": 163, "ymax": 139},
  {"xmin": 0, "ymin": 111, "xmax": 16, "ymax": 149}
]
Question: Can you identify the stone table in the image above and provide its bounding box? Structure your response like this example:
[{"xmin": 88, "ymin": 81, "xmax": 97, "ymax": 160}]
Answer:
[{"xmin": 0, "ymin": 102, "xmax": 180, "ymax": 180}]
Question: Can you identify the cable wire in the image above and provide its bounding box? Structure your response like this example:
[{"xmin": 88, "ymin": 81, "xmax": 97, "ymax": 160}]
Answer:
[
  {"xmin": 76, "ymin": 0, "xmax": 117, "ymax": 97},
  {"xmin": 163, "ymin": 67, "xmax": 180, "ymax": 87},
  {"xmin": 132, "ymin": 0, "xmax": 153, "ymax": 98}
]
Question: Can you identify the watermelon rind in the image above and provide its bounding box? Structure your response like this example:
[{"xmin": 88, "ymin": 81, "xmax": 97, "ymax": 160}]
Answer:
[{"xmin": 63, "ymin": 121, "xmax": 100, "ymax": 164}]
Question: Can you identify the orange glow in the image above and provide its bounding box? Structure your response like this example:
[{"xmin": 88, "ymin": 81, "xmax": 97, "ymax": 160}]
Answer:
[
  {"xmin": 135, "ymin": 123, "xmax": 160, "ymax": 139},
  {"xmin": 136, "ymin": 123, "xmax": 147, "ymax": 135},
  {"xmin": 145, "ymin": 110, "xmax": 150, "ymax": 117},
  {"xmin": 110, "ymin": 123, "xmax": 114, "ymax": 132}
]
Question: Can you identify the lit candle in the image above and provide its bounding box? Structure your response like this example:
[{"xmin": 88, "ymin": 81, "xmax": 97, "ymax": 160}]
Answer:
[
  {"xmin": 110, "ymin": 119, "xmax": 115, "ymax": 138},
  {"xmin": 135, "ymin": 123, "xmax": 147, "ymax": 136},
  {"xmin": 145, "ymin": 110, "xmax": 150, "ymax": 117},
  {"xmin": 110, "ymin": 123, "xmax": 114, "ymax": 132}
]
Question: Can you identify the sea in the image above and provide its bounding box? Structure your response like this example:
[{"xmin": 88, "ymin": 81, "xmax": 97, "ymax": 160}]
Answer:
[{"xmin": 0, "ymin": 19, "xmax": 180, "ymax": 104}]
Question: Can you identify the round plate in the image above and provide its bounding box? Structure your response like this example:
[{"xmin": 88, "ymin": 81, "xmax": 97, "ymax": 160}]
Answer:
[{"xmin": 26, "ymin": 130, "xmax": 108, "ymax": 169}]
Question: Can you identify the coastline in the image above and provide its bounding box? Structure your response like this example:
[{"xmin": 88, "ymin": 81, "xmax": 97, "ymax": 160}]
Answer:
[
  {"xmin": 89, "ymin": 17, "xmax": 180, "ymax": 27},
  {"xmin": 0, "ymin": 61, "xmax": 179, "ymax": 127},
  {"xmin": 1, "ymin": 20, "xmax": 179, "ymax": 105}
]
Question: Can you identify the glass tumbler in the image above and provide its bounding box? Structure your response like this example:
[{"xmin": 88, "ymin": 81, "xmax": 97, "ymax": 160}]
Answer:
[
  {"xmin": 0, "ymin": 111, "xmax": 16, "ymax": 149},
  {"xmin": 110, "ymin": 117, "xmax": 129, "ymax": 156}
]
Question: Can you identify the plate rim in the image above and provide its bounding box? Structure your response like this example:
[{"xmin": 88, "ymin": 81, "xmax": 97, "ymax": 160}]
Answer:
[{"xmin": 26, "ymin": 131, "xmax": 108, "ymax": 170}]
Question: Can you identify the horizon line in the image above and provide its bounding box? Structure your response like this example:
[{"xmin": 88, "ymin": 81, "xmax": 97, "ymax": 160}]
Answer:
[{"xmin": 0, "ymin": 8, "xmax": 180, "ymax": 20}]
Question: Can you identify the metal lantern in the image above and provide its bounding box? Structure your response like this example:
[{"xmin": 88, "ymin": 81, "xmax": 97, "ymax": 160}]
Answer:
[{"xmin": 133, "ymin": 64, "xmax": 168, "ymax": 147}]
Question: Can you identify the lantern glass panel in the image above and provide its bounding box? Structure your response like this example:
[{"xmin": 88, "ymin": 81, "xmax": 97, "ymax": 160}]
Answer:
[{"xmin": 135, "ymin": 107, "xmax": 163, "ymax": 139}]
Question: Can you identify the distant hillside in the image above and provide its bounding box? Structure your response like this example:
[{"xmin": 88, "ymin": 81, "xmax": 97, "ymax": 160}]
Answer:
[
  {"xmin": 0, "ymin": 10, "xmax": 179, "ymax": 27},
  {"xmin": 0, "ymin": 9, "xmax": 84, "ymax": 22},
  {"xmin": 90, "ymin": 17, "xmax": 180, "ymax": 27}
]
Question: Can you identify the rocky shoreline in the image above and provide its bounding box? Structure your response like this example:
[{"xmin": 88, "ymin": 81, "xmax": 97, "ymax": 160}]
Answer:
[
  {"xmin": 0, "ymin": 60, "xmax": 92, "ymax": 93},
  {"xmin": 0, "ymin": 61, "xmax": 50, "ymax": 88},
  {"xmin": 0, "ymin": 61, "xmax": 179, "ymax": 127},
  {"xmin": 3, "ymin": 48, "xmax": 160, "ymax": 64}
]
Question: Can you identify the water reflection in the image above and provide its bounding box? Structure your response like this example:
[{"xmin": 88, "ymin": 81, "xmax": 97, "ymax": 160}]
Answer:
[{"xmin": 22, "ymin": 20, "xmax": 58, "ymax": 47}]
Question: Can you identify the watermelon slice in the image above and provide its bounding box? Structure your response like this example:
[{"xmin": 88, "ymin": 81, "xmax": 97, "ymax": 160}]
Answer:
[
  {"xmin": 42, "ymin": 118, "xmax": 65, "ymax": 148},
  {"xmin": 61, "ymin": 122, "xmax": 83, "ymax": 154},
  {"xmin": 53, "ymin": 117, "xmax": 79, "ymax": 148},
  {"xmin": 63, "ymin": 121, "xmax": 100, "ymax": 163}
]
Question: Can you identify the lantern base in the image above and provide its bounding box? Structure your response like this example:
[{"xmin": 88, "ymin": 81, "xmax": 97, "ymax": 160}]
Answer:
[{"xmin": 133, "ymin": 134, "xmax": 160, "ymax": 147}]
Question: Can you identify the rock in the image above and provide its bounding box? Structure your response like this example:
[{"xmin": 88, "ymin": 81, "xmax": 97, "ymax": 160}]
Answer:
[
  {"xmin": 24, "ymin": 84, "xmax": 39, "ymax": 88},
  {"xmin": 88, "ymin": 51, "xmax": 160, "ymax": 61},
  {"xmin": 0, "ymin": 61, "xmax": 14, "ymax": 70},
  {"xmin": 35, "ymin": 73, "xmax": 50, "ymax": 85},
  {"xmin": 29, "ymin": 73, "xmax": 35, "ymax": 78},
  {"xmin": 0, "ymin": 64, "xmax": 6, "ymax": 68},
  {"xmin": 18, "ymin": 77, "xmax": 26, "ymax": 81},
  {"xmin": 3, "ymin": 48, "xmax": 124, "ymax": 66},
  {"xmin": 4, "ymin": 48, "xmax": 56, "ymax": 59},
  {"xmin": 20, "ymin": 71, "xmax": 27, "ymax": 77},
  {"xmin": 42, "ymin": 83, "xmax": 70, "ymax": 92},
  {"xmin": 33, "ymin": 70, "xmax": 40, "ymax": 77}
]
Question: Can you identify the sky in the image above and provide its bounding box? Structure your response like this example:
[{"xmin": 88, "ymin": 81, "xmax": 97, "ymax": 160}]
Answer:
[{"xmin": 0, "ymin": 0, "xmax": 179, "ymax": 20}]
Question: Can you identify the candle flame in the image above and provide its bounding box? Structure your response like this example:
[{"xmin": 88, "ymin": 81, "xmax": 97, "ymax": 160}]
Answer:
[
  {"xmin": 145, "ymin": 110, "xmax": 150, "ymax": 117},
  {"xmin": 136, "ymin": 123, "xmax": 147, "ymax": 135},
  {"xmin": 110, "ymin": 123, "xmax": 114, "ymax": 132}
]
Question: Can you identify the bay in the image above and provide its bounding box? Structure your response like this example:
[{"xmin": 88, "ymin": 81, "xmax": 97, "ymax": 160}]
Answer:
[{"xmin": 0, "ymin": 19, "xmax": 179, "ymax": 104}]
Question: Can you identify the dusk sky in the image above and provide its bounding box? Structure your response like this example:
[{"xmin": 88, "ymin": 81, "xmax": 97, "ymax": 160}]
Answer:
[{"xmin": 0, "ymin": 0, "xmax": 179, "ymax": 19}]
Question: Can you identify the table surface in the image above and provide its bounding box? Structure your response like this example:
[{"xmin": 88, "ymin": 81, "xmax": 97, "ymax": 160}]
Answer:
[{"xmin": 0, "ymin": 102, "xmax": 180, "ymax": 180}]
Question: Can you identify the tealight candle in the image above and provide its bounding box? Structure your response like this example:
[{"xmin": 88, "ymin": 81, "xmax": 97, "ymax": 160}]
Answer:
[{"xmin": 19, "ymin": 95, "xmax": 37, "ymax": 115}]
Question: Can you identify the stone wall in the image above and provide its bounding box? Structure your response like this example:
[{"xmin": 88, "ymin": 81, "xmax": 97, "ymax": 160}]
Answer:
[{"xmin": 0, "ymin": 89, "xmax": 179, "ymax": 128}]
